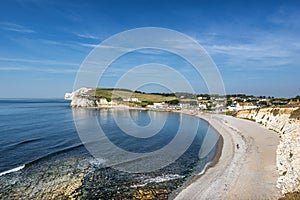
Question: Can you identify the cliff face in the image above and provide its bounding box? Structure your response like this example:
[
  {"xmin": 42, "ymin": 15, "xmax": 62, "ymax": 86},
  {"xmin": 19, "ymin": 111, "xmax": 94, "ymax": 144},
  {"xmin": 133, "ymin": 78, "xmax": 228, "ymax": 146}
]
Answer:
[
  {"xmin": 236, "ymin": 108, "xmax": 300, "ymax": 194},
  {"xmin": 65, "ymin": 88, "xmax": 108, "ymax": 107}
]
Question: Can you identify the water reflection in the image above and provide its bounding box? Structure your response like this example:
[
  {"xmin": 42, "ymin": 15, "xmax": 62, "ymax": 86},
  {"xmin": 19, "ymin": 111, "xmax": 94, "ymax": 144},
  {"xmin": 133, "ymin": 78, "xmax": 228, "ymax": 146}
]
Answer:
[{"xmin": 72, "ymin": 108, "xmax": 220, "ymax": 173}]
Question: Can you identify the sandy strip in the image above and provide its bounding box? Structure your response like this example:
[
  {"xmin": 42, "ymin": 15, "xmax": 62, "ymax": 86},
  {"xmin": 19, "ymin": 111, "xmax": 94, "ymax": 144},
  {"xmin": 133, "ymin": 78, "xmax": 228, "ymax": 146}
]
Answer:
[{"xmin": 175, "ymin": 112, "xmax": 281, "ymax": 200}]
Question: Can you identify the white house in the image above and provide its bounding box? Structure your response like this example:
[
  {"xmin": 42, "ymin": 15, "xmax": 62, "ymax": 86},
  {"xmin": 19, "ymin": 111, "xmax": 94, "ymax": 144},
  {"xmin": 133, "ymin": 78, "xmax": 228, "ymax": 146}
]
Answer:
[
  {"xmin": 122, "ymin": 97, "xmax": 140, "ymax": 102},
  {"xmin": 147, "ymin": 102, "xmax": 168, "ymax": 109},
  {"xmin": 227, "ymin": 102, "xmax": 259, "ymax": 111},
  {"xmin": 198, "ymin": 103, "xmax": 207, "ymax": 109},
  {"xmin": 97, "ymin": 98, "xmax": 108, "ymax": 105}
]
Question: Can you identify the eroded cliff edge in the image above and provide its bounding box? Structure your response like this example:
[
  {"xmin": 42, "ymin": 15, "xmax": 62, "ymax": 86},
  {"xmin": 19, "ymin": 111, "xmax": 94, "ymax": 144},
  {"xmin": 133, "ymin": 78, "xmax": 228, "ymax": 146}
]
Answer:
[
  {"xmin": 235, "ymin": 107, "xmax": 300, "ymax": 195},
  {"xmin": 65, "ymin": 88, "xmax": 109, "ymax": 107}
]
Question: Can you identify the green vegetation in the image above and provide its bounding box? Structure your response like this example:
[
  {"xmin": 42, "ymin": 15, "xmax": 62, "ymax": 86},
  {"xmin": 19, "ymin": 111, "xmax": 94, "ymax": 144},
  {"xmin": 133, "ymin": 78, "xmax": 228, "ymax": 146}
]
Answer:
[
  {"xmin": 290, "ymin": 108, "xmax": 300, "ymax": 119},
  {"xmin": 88, "ymin": 88, "xmax": 178, "ymax": 103},
  {"xmin": 80, "ymin": 88, "xmax": 299, "ymax": 111},
  {"xmin": 243, "ymin": 118, "xmax": 256, "ymax": 122},
  {"xmin": 279, "ymin": 192, "xmax": 300, "ymax": 200},
  {"xmin": 176, "ymin": 92, "xmax": 197, "ymax": 99},
  {"xmin": 139, "ymin": 101, "xmax": 152, "ymax": 107},
  {"xmin": 225, "ymin": 110, "xmax": 236, "ymax": 116},
  {"xmin": 272, "ymin": 109, "xmax": 280, "ymax": 116},
  {"xmin": 283, "ymin": 171, "xmax": 287, "ymax": 176},
  {"xmin": 179, "ymin": 99, "xmax": 198, "ymax": 105},
  {"xmin": 165, "ymin": 99, "xmax": 180, "ymax": 105},
  {"xmin": 258, "ymin": 100, "xmax": 268, "ymax": 106},
  {"xmin": 226, "ymin": 99, "xmax": 232, "ymax": 106}
]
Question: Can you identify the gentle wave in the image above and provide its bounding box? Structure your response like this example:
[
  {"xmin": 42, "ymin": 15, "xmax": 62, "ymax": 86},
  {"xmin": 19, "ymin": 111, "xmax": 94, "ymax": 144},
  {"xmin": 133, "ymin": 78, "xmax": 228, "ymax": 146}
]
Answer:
[
  {"xmin": 18, "ymin": 138, "xmax": 41, "ymax": 145},
  {"xmin": 131, "ymin": 174, "xmax": 185, "ymax": 188},
  {"xmin": 0, "ymin": 165, "xmax": 25, "ymax": 176},
  {"xmin": 0, "ymin": 143, "xmax": 84, "ymax": 176},
  {"xmin": 143, "ymin": 174, "xmax": 185, "ymax": 183},
  {"xmin": 89, "ymin": 158, "xmax": 106, "ymax": 167},
  {"xmin": 25, "ymin": 143, "xmax": 84, "ymax": 167},
  {"xmin": 3, "ymin": 138, "xmax": 41, "ymax": 151},
  {"xmin": 198, "ymin": 162, "xmax": 212, "ymax": 175}
]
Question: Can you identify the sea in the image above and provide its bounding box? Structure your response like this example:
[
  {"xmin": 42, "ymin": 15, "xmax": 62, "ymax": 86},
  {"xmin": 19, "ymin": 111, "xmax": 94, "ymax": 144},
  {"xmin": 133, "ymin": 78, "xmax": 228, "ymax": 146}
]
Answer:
[{"xmin": 0, "ymin": 99, "xmax": 220, "ymax": 199}]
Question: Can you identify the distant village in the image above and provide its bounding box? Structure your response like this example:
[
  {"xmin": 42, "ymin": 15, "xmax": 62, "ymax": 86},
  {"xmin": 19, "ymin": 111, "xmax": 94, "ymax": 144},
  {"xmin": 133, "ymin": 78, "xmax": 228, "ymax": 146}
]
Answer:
[
  {"xmin": 154, "ymin": 95, "xmax": 299, "ymax": 113},
  {"xmin": 65, "ymin": 88, "xmax": 300, "ymax": 112},
  {"xmin": 106, "ymin": 93, "xmax": 300, "ymax": 113}
]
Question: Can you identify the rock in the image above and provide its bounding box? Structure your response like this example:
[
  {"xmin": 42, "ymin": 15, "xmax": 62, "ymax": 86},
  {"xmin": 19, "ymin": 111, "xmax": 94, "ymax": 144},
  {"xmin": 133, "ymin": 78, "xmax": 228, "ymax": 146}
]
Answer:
[
  {"xmin": 65, "ymin": 88, "xmax": 96, "ymax": 107},
  {"xmin": 64, "ymin": 92, "xmax": 73, "ymax": 100},
  {"xmin": 65, "ymin": 88, "xmax": 111, "ymax": 107}
]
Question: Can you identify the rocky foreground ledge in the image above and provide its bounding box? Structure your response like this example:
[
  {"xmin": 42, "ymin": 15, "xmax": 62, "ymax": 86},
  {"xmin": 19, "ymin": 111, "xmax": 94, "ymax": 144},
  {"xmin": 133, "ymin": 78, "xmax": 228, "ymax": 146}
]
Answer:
[{"xmin": 236, "ymin": 107, "xmax": 300, "ymax": 195}]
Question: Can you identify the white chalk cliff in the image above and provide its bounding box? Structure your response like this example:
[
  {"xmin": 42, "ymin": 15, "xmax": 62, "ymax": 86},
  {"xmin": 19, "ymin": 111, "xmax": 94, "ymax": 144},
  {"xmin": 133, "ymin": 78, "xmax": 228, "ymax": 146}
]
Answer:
[
  {"xmin": 236, "ymin": 108, "xmax": 300, "ymax": 194},
  {"xmin": 65, "ymin": 88, "xmax": 108, "ymax": 107}
]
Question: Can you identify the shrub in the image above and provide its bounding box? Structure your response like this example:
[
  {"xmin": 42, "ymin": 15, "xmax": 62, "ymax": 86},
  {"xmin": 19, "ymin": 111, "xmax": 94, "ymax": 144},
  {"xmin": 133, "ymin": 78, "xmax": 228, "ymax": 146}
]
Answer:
[
  {"xmin": 290, "ymin": 108, "xmax": 300, "ymax": 119},
  {"xmin": 278, "ymin": 192, "xmax": 300, "ymax": 200},
  {"xmin": 283, "ymin": 171, "xmax": 287, "ymax": 176},
  {"xmin": 272, "ymin": 109, "xmax": 280, "ymax": 116}
]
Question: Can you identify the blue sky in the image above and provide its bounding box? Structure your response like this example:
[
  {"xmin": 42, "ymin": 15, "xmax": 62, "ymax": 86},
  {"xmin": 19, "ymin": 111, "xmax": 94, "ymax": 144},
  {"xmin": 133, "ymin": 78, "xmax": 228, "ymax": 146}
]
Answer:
[{"xmin": 0, "ymin": 0, "xmax": 299, "ymax": 98}]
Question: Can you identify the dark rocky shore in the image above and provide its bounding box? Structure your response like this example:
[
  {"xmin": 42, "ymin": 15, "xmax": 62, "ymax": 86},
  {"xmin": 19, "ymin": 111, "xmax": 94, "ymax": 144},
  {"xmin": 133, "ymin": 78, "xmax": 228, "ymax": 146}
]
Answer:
[{"xmin": 0, "ymin": 138, "xmax": 219, "ymax": 200}]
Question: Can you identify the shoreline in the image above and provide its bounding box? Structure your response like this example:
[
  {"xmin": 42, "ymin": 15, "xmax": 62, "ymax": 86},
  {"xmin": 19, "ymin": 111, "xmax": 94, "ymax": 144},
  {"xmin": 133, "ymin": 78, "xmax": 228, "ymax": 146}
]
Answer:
[
  {"xmin": 168, "ymin": 111, "xmax": 224, "ymax": 197},
  {"xmin": 71, "ymin": 106, "xmax": 281, "ymax": 199},
  {"xmin": 79, "ymin": 106, "xmax": 226, "ymax": 199},
  {"xmin": 174, "ymin": 111, "xmax": 281, "ymax": 199},
  {"xmin": 71, "ymin": 105, "xmax": 281, "ymax": 198}
]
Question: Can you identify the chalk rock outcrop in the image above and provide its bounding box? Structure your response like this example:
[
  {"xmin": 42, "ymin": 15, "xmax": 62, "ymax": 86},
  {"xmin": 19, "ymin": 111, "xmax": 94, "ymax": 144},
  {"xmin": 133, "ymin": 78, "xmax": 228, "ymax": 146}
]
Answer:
[
  {"xmin": 65, "ymin": 88, "xmax": 108, "ymax": 107},
  {"xmin": 236, "ymin": 108, "xmax": 300, "ymax": 194}
]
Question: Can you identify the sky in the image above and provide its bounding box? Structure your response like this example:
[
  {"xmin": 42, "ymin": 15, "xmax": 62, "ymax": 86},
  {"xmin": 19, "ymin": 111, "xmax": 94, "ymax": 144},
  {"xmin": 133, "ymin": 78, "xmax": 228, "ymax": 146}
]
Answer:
[{"xmin": 0, "ymin": 0, "xmax": 299, "ymax": 98}]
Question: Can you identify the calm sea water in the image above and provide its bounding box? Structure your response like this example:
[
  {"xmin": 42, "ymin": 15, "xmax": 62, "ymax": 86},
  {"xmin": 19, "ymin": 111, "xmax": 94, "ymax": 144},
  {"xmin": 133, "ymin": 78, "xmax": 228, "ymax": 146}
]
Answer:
[
  {"xmin": 0, "ymin": 99, "xmax": 81, "ymax": 173},
  {"xmin": 0, "ymin": 99, "xmax": 219, "ymax": 175}
]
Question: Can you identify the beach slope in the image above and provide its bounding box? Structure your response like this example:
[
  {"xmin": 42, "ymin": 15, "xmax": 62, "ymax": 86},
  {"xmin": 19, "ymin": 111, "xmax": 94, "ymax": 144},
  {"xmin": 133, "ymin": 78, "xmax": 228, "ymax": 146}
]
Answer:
[{"xmin": 175, "ymin": 113, "xmax": 280, "ymax": 199}]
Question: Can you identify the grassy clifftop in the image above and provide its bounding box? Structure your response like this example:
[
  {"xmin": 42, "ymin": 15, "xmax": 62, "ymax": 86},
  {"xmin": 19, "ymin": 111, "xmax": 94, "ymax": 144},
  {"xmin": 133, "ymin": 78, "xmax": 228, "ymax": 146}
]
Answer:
[{"xmin": 86, "ymin": 88, "xmax": 178, "ymax": 103}]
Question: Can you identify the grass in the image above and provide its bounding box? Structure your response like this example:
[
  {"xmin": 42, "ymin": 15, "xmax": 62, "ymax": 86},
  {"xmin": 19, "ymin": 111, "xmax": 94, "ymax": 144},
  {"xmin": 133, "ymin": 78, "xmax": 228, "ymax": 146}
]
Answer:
[
  {"xmin": 272, "ymin": 108, "xmax": 280, "ymax": 116},
  {"xmin": 282, "ymin": 171, "xmax": 287, "ymax": 176},
  {"xmin": 225, "ymin": 111, "xmax": 234, "ymax": 116},
  {"xmin": 279, "ymin": 192, "xmax": 300, "ymax": 200},
  {"xmin": 87, "ymin": 88, "xmax": 177, "ymax": 103},
  {"xmin": 242, "ymin": 118, "xmax": 256, "ymax": 122},
  {"xmin": 290, "ymin": 108, "xmax": 300, "ymax": 119}
]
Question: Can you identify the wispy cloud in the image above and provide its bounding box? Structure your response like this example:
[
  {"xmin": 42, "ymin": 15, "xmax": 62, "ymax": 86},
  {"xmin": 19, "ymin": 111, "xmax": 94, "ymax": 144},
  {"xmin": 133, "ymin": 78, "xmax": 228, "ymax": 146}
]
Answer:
[
  {"xmin": 0, "ymin": 57, "xmax": 79, "ymax": 66},
  {"xmin": 78, "ymin": 43, "xmax": 135, "ymax": 52},
  {"xmin": 0, "ymin": 65, "xmax": 78, "ymax": 74},
  {"xmin": 268, "ymin": 5, "xmax": 300, "ymax": 28},
  {"xmin": 38, "ymin": 39, "xmax": 83, "ymax": 49},
  {"xmin": 201, "ymin": 31, "xmax": 300, "ymax": 70},
  {"xmin": 0, "ymin": 66, "xmax": 26, "ymax": 71},
  {"xmin": 74, "ymin": 32, "xmax": 99, "ymax": 40},
  {"xmin": 206, "ymin": 44, "xmax": 292, "ymax": 58},
  {"xmin": 0, "ymin": 22, "xmax": 35, "ymax": 33},
  {"xmin": 0, "ymin": 56, "xmax": 80, "ymax": 74},
  {"xmin": 78, "ymin": 42, "xmax": 98, "ymax": 48}
]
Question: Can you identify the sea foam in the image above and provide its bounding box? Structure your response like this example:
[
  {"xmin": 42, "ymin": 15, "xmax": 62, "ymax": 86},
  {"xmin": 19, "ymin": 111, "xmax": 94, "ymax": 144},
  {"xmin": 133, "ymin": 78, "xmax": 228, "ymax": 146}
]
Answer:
[{"xmin": 0, "ymin": 165, "xmax": 25, "ymax": 176}]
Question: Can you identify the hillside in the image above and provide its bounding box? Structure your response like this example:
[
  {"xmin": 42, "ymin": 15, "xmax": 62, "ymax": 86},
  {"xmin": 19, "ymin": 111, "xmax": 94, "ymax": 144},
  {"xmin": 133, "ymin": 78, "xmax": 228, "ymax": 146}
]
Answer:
[
  {"xmin": 90, "ymin": 88, "xmax": 177, "ymax": 103},
  {"xmin": 65, "ymin": 88, "xmax": 178, "ymax": 107}
]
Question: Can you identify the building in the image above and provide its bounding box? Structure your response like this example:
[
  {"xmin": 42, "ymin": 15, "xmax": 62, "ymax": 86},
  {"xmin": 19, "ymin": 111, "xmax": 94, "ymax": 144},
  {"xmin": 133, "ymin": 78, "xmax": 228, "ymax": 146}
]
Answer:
[
  {"xmin": 227, "ymin": 102, "xmax": 259, "ymax": 111},
  {"xmin": 122, "ymin": 97, "xmax": 140, "ymax": 102},
  {"xmin": 147, "ymin": 102, "xmax": 168, "ymax": 109},
  {"xmin": 198, "ymin": 103, "xmax": 207, "ymax": 110},
  {"xmin": 289, "ymin": 99, "xmax": 300, "ymax": 105}
]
